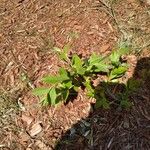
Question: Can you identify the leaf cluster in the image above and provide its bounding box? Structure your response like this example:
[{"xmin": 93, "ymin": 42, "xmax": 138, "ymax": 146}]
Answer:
[{"xmin": 33, "ymin": 45, "xmax": 137, "ymax": 109}]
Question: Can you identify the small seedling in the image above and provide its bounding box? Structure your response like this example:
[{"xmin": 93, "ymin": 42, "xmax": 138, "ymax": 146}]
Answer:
[{"xmin": 33, "ymin": 44, "xmax": 132, "ymax": 109}]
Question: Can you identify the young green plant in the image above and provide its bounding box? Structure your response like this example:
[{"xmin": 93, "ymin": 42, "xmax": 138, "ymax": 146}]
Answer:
[{"xmin": 33, "ymin": 44, "xmax": 130, "ymax": 109}]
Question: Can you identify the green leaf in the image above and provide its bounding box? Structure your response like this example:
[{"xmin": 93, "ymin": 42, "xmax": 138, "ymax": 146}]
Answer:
[
  {"xmin": 120, "ymin": 99, "xmax": 132, "ymax": 108},
  {"xmin": 113, "ymin": 66, "xmax": 128, "ymax": 75},
  {"xmin": 49, "ymin": 88, "xmax": 57, "ymax": 106},
  {"xmin": 110, "ymin": 46, "xmax": 130, "ymax": 66},
  {"xmin": 32, "ymin": 87, "xmax": 50, "ymax": 96},
  {"xmin": 77, "ymin": 67, "xmax": 86, "ymax": 75},
  {"xmin": 110, "ymin": 51, "xmax": 120, "ymax": 66},
  {"xmin": 53, "ymin": 47, "xmax": 61, "ymax": 52},
  {"xmin": 40, "ymin": 98, "xmax": 49, "ymax": 106},
  {"xmin": 62, "ymin": 89, "xmax": 69, "ymax": 102},
  {"xmin": 53, "ymin": 46, "xmax": 69, "ymax": 61},
  {"xmin": 84, "ymin": 78, "xmax": 94, "ymax": 97},
  {"xmin": 88, "ymin": 53, "xmax": 103, "ymax": 65},
  {"xmin": 87, "ymin": 54, "xmax": 104, "ymax": 72},
  {"xmin": 95, "ymin": 97, "xmax": 110, "ymax": 109},
  {"xmin": 59, "ymin": 52, "xmax": 68, "ymax": 62},
  {"xmin": 64, "ymin": 81, "xmax": 73, "ymax": 89},
  {"xmin": 126, "ymin": 78, "xmax": 140, "ymax": 91},
  {"xmin": 95, "ymin": 90, "xmax": 110, "ymax": 109},
  {"xmin": 87, "ymin": 54, "xmax": 111, "ymax": 73},
  {"xmin": 73, "ymin": 86, "xmax": 79, "ymax": 92},
  {"xmin": 59, "ymin": 68, "xmax": 71, "ymax": 82},
  {"xmin": 109, "ymin": 66, "xmax": 128, "ymax": 80},
  {"xmin": 72, "ymin": 54, "xmax": 85, "ymax": 75},
  {"xmin": 42, "ymin": 74, "xmax": 69, "ymax": 84},
  {"xmin": 72, "ymin": 54, "xmax": 83, "ymax": 67},
  {"xmin": 59, "ymin": 68, "xmax": 68, "ymax": 76},
  {"xmin": 63, "ymin": 44, "xmax": 70, "ymax": 55},
  {"xmin": 61, "ymin": 81, "xmax": 73, "ymax": 89},
  {"xmin": 59, "ymin": 44, "xmax": 70, "ymax": 61},
  {"xmin": 93, "ymin": 63, "xmax": 111, "ymax": 73}
]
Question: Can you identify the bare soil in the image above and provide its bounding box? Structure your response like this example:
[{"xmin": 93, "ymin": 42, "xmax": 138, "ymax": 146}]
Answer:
[{"xmin": 0, "ymin": 0, "xmax": 150, "ymax": 150}]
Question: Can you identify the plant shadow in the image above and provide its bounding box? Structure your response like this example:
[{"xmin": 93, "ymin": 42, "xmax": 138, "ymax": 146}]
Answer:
[
  {"xmin": 55, "ymin": 57, "xmax": 150, "ymax": 150},
  {"xmin": 64, "ymin": 89, "xmax": 78, "ymax": 105}
]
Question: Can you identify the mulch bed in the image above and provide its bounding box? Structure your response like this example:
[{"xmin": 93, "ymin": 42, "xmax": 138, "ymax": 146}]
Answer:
[{"xmin": 0, "ymin": 0, "xmax": 150, "ymax": 149}]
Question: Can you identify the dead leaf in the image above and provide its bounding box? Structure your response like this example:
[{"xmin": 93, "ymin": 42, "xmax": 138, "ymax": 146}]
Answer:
[
  {"xmin": 10, "ymin": 74, "xmax": 15, "ymax": 87},
  {"xmin": 21, "ymin": 114, "xmax": 34, "ymax": 126},
  {"xmin": 26, "ymin": 148, "xmax": 32, "ymax": 150},
  {"xmin": 35, "ymin": 140, "xmax": 49, "ymax": 150},
  {"xmin": 18, "ymin": 99, "xmax": 26, "ymax": 111},
  {"xmin": 19, "ymin": 132, "xmax": 30, "ymax": 143},
  {"xmin": 146, "ymin": 0, "xmax": 150, "ymax": 5},
  {"xmin": 100, "ymin": 44, "xmax": 110, "ymax": 53},
  {"xmin": 29, "ymin": 123, "xmax": 43, "ymax": 137}
]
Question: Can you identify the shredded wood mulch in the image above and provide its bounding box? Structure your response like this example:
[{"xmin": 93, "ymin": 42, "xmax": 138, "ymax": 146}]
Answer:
[{"xmin": 0, "ymin": 0, "xmax": 150, "ymax": 150}]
